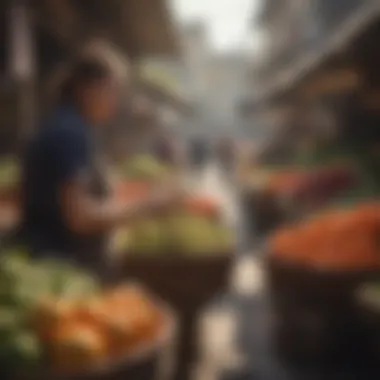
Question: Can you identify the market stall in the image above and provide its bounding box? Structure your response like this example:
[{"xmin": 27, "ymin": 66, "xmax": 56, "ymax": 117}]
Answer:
[
  {"xmin": 0, "ymin": 3, "xmax": 231, "ymax": 380},
  {"xmin": 234, "ymin": 3, "xmax": 380, "ymax": 378},
  {"xmin": 239, "ymin": 1, "xmax": 380, "ymax": 238},
  {"xmin": 111, "ymin": 154, "xmax": 234, "ymax": 380}
]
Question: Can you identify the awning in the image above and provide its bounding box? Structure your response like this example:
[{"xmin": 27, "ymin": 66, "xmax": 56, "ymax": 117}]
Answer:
[{"xmin": 249, "ymin": 1, "xmax": 380, "ymax": 108}]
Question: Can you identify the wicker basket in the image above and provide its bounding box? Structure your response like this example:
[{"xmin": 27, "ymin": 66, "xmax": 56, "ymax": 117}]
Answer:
[
  {"xmin": 14, "ymin": 287, "xmax": 178, "ymax": 380},
  {"xmin": 120, "ymin": 254, "xmax": 232, "ymax": 380},
  {"xmin": 267, "ymin": 256, "xmax": 380, "ymax": 310},
  {"xmin": 267, "ymin": 255, "xmax": 380, "ymax": 369}
]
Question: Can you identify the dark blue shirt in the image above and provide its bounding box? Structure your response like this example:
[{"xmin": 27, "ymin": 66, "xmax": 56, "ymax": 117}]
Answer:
[{"xmin": 22, "ymin": 105, "xmax": 93, "ymax": 255}]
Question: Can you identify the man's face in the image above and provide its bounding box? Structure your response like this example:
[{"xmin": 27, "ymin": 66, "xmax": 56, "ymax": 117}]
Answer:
[{"xmin": 82, "ymin": 78, "xmax": 119, "ymax": 125}]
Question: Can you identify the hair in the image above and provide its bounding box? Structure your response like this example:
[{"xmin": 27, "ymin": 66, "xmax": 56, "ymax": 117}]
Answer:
[{"xmin": 59, "ymin": 58, "xmax": 113, "ymax": 104}]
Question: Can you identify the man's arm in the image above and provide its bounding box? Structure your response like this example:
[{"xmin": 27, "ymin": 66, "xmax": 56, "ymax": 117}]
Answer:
[{"xmin": 52, "ymin": 128, "xmax": 183, "ymax": 235}]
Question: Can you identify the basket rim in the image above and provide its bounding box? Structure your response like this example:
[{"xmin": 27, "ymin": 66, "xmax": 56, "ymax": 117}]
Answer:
[{"xmin": 122, "ymin": 251, "xmax": 233, "ymax": 262}]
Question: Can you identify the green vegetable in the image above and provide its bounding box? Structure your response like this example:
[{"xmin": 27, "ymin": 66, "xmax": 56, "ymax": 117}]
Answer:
[
  {"xmin": 0, "ymin": 248, "xmax": 100, "ymax": 373},
  {"xmin": 122, "ymin": 155, "xmax": 171, "ymax": 181}
]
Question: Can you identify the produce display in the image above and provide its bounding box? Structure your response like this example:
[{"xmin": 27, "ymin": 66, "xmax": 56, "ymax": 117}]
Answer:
[
  {"xmin": 269, "ymin": 201, "xmax": 380, "ymax": 270},
  {"xmin": 288, "ymin": 165, "xmax": 358, "ymax": 205},
  {"xmin": 120, "ymin": 155, "xmax": 172, "ymax": 182},
  {"xmin": 115, "ymin": 180, "xmax": 220, "ymax": 217},
  {"xmin": 0, "ymin": 250, "xmax": 165, "ymax": 375},
  {"xmin": 114, "ymin": 195, "xmax": 233, "ymax": 256},
  {"xmin": 120, "ymin": 215, "xmax": 233, "ymax": 256}
]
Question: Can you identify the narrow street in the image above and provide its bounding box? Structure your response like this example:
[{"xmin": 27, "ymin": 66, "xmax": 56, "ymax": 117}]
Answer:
[{"xmin": 191, "ymin": 160, "xmax": 267, "ymax": 380}]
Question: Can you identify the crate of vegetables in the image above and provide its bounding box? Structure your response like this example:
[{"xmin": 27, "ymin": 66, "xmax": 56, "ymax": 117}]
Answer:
[
  {"xmin": 266, "ymin": 202, "xmax": 380, "ymax": 367},
  {"xmin": 0, "ymin": 249, "xmax": 177, "ymax": 380},
  {"xmin": 113, "ymin": 195, "xmax": 234, "ymax": 380}
]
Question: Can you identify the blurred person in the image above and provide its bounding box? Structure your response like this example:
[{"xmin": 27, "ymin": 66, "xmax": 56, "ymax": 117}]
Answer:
[
  {"xmin": 188, "ymin": 135, "xmax": 209, "ymax": 172},
  {"xmin": 152, "ymin": 131, "xmax": 186, "ymax": 169},
  {"xmin": 217, "ymin": 137, "xmax": 236, "ymax": 173},
  {"xmin": 19, "ymin": 59, "xmax": 183, "ymax": 276}
]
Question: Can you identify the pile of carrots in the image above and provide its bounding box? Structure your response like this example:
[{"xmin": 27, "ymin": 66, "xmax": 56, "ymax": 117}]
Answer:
[
  {"xmin": 34, "ymin": 285, "xmax": 164, "ymax": 373},
  {"xmin": 269, "ymin": 202, "xmax": 380, "ymax": 270}
]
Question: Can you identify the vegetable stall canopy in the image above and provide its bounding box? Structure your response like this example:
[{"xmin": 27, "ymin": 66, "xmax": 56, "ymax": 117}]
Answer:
[{"xmin": 243, "ymin": 0, "xmax": 380, "ymax": 112}]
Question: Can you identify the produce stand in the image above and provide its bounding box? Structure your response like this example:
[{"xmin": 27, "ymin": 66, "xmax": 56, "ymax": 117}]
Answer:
[
  {"xmin": 112, "ymin": 155, "xmax": 234, "ymax": 379},
  {"xmin": 236, "ymin": 9, "xmax": 380, "ymax": 372},
  {"xmin": 239, "ymin": 146, "xmax": 367, "ymax": 240},
  {"xmin": 263, "ymin": 198, "xmax": 380, "ymax": 370},
  {"xmin": 0, "ymin": 246, "xmax": 179, "ymax": 380},
  {"xmin": 19, "ymin": 307, "xmax": 178, "ymax": 380},
  {"xmin": 121, "ymin": 254, "xmax": 232, "ymax": 380}
]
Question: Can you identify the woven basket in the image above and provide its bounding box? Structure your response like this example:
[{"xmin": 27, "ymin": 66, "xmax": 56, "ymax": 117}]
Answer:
[
  {"xmin": 267, "ymin": 255, "xmax": 380, "ymax": 368},
  {"xmin": 14, "ymin": 287, "xmax": 178, "ymax": 380},
  {"xmin": 121, "ymin": 253, "xmax": 232, "ymax": 380}
]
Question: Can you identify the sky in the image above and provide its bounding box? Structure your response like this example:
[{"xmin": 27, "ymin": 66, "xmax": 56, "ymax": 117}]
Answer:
[{"xmin": 170, "ymin": 0, "xmax": 262, "ymax": 52}]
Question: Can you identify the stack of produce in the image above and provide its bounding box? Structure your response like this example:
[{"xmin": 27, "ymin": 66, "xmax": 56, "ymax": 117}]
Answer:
[
  {"xmin": 288, "ymin": 165, "xmax": 358, "ymax": 206},
  {"xmin": 0, "ymin": 250, "xmax": 165, "ymax": 375},
  {"xmin": 114, "ymin": 195, "xmax": 233, "ymax": 256},
  {"xmin": 120, "ymin": 155, "xmax": 172, "ymax": 182},
  {"xmin": 114, "ymin": 181, "xmax": 220, "ymax": 217},
  {"xmin": 269, "ymin": 201, "xmax": 380, "ymax": 270}
]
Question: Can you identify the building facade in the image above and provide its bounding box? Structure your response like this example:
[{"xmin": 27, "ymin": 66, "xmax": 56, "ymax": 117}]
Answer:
[{"xmin": 180, "ymin": 22, "xmax": 252, "ymax": 138}]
